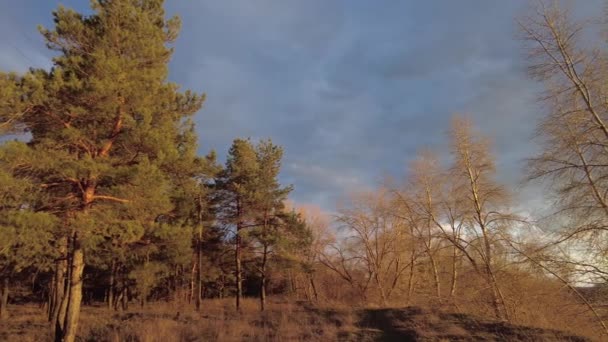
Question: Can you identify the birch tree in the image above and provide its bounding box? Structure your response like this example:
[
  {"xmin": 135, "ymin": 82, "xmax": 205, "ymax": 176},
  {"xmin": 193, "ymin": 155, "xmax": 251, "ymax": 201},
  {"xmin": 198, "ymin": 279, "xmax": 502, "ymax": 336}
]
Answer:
[
  {"xmin": 522, "ymin": 0, "xmax": 608, "ymax": 282},
  {"xmin": 449, "ymin": 116, "xmax": 512, "ymax": 321}
]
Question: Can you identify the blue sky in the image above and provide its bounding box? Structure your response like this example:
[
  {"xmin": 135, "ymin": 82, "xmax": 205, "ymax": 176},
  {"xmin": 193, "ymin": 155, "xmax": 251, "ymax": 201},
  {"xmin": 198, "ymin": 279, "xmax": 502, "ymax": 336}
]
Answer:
[{"xmin": 0, "ymin": 1, "xmax": 601, "ymax": 212}]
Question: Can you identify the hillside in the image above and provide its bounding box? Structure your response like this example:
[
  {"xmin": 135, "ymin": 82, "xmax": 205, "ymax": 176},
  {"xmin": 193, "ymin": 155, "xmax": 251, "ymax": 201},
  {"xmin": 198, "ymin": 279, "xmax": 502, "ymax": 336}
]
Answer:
[
  {"xmin": 355, "ymin": 306, "xmax": 589, "ymax": 341},
  {"xmin": 0, "ymin": 300, "xmax": 591, "ymax": 341}
]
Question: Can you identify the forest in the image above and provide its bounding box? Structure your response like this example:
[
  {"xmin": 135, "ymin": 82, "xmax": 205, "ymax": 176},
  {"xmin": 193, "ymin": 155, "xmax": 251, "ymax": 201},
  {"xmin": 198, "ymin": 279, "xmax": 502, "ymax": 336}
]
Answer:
[{"xmin": 0, "ymin": 1, "xmax": 607, "ymax": 341}]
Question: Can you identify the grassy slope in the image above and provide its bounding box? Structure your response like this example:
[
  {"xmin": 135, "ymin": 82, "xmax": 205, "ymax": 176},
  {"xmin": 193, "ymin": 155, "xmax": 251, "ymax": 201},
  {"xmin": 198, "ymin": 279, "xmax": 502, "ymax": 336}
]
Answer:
[{"xmin": 0, "ymin": 299, "xmax": 593, "ymax": 341}]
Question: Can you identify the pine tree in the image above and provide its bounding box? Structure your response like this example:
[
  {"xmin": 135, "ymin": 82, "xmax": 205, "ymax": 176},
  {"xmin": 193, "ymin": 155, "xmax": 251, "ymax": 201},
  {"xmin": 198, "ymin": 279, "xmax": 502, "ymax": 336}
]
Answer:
[
  {"xmin": 0, "ymin": 1, "xmax": 203, "ymax": 340},
  {"xmin": 251, "ymin": 139, "xmax": 292, "ymax": 311},
  {"xmin": 0, "ymin": 142, "xmax": 58, "ymax": 320},
  {"xmin": 216, "ymin": 139, "xmax": 259, "ymax": 311}
]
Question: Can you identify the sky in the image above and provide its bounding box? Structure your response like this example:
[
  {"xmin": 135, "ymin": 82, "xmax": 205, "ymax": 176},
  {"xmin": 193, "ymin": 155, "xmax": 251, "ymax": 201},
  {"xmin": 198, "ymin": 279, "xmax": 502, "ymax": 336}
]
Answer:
[{"xmin": 0, "ymin": 0, "xmax": 602, "ymax": 213}]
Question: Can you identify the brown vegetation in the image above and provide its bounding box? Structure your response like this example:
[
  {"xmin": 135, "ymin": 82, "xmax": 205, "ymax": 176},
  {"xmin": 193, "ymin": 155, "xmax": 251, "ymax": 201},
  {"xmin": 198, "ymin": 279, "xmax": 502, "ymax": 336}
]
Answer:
[{"xmin": 0, "ymin": 298, "xmax": 593, "ymax": 342}]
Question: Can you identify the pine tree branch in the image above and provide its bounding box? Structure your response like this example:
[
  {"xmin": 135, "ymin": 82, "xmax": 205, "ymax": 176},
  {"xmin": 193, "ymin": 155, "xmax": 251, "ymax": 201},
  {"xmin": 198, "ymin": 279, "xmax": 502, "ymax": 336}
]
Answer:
[{"xmin": 92, "ymin": 195, "xmax": 131, "ymax": 203}]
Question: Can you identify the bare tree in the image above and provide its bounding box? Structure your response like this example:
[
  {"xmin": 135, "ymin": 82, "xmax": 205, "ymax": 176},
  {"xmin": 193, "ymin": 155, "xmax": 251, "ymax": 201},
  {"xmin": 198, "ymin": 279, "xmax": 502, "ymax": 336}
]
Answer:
[
  {"xmin": 393, "ymin": 151, "xmax": 445, "ymax": 301},
  {"xmin": 321, "ymin": 190, "xmax": 414, "ymax": 305},
  {"xmin": 293, "ymin": 204, "xmax": 334, "ymax": 302},
  {"xmin": 522, "ymin": 0, "xmax": 608, "ymax": 282},
  {"xmin": 448, "ymin": 116, "xmax": 512, "ymax": 321}
]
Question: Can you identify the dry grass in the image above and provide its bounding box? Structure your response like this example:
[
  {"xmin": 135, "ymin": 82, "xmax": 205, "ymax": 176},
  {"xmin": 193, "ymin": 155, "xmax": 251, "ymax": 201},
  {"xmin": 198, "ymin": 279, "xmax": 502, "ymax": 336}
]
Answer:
[
  {"xmin": 0, "ymin": 298, "xmax": 596, "ymax": 341},
  {"xmin": 0, "ymin": 298, "xmax": 358, "ymax": 342}
]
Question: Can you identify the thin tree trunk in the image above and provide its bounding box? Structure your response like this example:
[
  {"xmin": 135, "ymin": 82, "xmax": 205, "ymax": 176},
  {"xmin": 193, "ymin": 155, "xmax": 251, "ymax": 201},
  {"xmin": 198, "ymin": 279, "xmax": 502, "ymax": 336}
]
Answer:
[
  {"xmin": 50, "ymin": 236, "xmax": 68, "ymax": 324},
  {"xmin": 108, "ymin": 260, "xmax": 115, "ymax": 310},
  {"xmin": 114, "ymin": 287, "xmax": 123, "ymax": 312},
  {"xmin": 449, "ymin": 246, "xmax": 458, "ymax": 297},
  {"xmin": 121, "ymin": 286, "xmax": 128, "ymax": 311},
  {"xmin": 196, "ymin": 194, "xmax": 203, "ymax": 312},
  {"xmin": 62, "ymin": 234, "xmax": 85, "ymax": 342},
  {"xmin": 429, "ymin": 253, "xmax": 441, "ymax": 300},
  {"xmin": 260, "ymin": 244, "xmax": 268, "ymax": 311},
  {"xmin": 219, "ymin": 274, "xmax": 225, "ymax": 299},
  {"xmin": 173, "ymin": 264, "xmax": 179, "ymax": 302},
  {"xmin": 424, "ymin": 193, "xmax": 441, "ymax": 301},
  {"xmin": 54, "ymin": 235, "xmax": 71, "ymax": 341},
  {"xmin": 0, "ymin": 278, "xmax": 8, "ymax": 320},
  {"xmin": 487, "ymin": 266, "xmax": 510, "ymax": 322},
  {"xmin": 289, "ymin": 270, "xmax": 296, "ymax": 294},
  {"xmin": 480, "ymin": 225, "xmax": 509, "ymax": 321},
  {"xmin": 196, "ymin": 240, "xmax": 203, "ymax": 310},
  {"xmin": 467, "ymin": 156, "xmax": 509, "ymax": 322},
  {"xmin": 374, "ymin": 271, "xmax": 388, "ymax": 306},
  {"xmin": 309, "ymin": 275, "xmax": 319, "ymax": 302},
  {"xmin": 48, "ymin": 275, "xmax": 55, "ymax": 320},
  {"xmin": 235, "ymin": 198, "xmax": 243, "ymax": 311},
  {"xmin": 406, "ymin": 249, "xmax": 416, "ymax": 305},
  {"xmin": 189, "ymin": 254, "xmax": 196, "ymax": 304},
  {"xmin": 235, "ymin": 231, "xmax": 242, "ymax": 311}
]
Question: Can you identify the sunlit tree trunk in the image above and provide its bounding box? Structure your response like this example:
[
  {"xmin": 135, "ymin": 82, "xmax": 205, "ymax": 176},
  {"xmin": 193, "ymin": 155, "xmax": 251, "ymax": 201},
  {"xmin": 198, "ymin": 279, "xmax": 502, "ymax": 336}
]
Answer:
[
  {"xmin": 196, "ymin": 194, "xmax": 204, "ymax": 312},
  {"xmin": 189, "ymin": 254, "xmax": 196, "ymax": 304},
  {"xmin": 449, "ymin": 116, "xmax": 513, "ymax": 321},
  {"xmin": 309, "ymin": 275, "xmax": 319, "ymax": 302},
  {"xmin": 406, "ymin": 249, "xmax": 416, "ymax": 305},
  {"xmin": 429, "ymin": 254, "xmax": 441, "ymax": 300},
  {"xmin": 54, "ymin": 235, "xmax": 71, "ymax": 342},
  {"xmin": 235, "ymin": 200, "xmax": 243, "ymax": 311},
  {"xmin": 62, "ymin": 232, "xmax": 84, "ymax": 342},
  {"xmin": 449, "ymin": 245, "xmax": 458, "ymax": 297},
  {"xmin": 259, "ymin": 211, "xmax": 270, "ymax": 312},
  {"xmin": 260, "ymin": 244, "xmax": 268, "ymax": 311},
  {"xmin": 50, "ymin": 236, "xmax": 67, "ymax": 326}
]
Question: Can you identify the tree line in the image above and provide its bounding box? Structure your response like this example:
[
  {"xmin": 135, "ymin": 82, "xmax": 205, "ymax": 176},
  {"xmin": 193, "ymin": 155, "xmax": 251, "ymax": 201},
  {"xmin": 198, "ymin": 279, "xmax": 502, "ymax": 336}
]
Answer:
[{"xmin": 0, "ymin": 0, "xmax": 607, "ymax": 341}]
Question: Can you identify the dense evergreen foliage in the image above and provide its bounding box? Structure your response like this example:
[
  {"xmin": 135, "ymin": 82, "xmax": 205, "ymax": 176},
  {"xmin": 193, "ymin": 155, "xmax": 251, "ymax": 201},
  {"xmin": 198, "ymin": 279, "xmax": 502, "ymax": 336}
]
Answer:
[{"xmin": 0, "ymin": 1, "xmax": 306, "ymax": 340}]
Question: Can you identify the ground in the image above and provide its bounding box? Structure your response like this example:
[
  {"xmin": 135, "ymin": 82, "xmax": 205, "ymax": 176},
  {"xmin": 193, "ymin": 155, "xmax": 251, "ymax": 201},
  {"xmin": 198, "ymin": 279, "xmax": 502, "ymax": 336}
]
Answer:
[{"xmin": 0, "ymin": 299, "xmax": 592, "ymax": 341}]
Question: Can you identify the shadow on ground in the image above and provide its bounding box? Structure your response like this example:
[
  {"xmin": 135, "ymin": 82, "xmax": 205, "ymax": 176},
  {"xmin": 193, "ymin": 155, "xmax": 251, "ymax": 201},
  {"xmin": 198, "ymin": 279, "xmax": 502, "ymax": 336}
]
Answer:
[{"xmin": 355, "ymin": 307, "xmax": 590, "ymax": 342}]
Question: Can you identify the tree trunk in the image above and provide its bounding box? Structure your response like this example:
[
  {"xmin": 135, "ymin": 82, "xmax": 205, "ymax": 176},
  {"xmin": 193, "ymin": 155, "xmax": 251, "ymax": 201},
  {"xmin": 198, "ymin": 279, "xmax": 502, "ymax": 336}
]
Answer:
[
  {"xmin": 189, "ymin": 254, "xmax": 196, "ymax": 304},
  {"xmin": 108, "ymin": 260, "xmax": 115, "ymax": 310},
  {"xmin": 260, "ymin": 244, "xmax": 268, "ymax": 311},
  {"xmin": 48, "ymin": 275, "xmax": 55, "ymax": 320},
  {"xmin": 479, "ymin": 224, "xmax": 509, "ymax": 322},
  {"xmin": 219, "ymin": 279, "xmax": 224, "ymax": 299},
  {"xmin": 487, "ymin": 267, "xmax": 509, "ymax": 322},
  {"xmin": 50, "ymin": 236, "xmax": 68, "ymax": 324},
  {"xmin": 121, "ymin": 286, "xmax": 128, "ymax": 311},
  {"xmin": 449, "ymin": 246, "xmax": 458, "ymax": 297},
  {"xmin": 406, "ymin": 249, "xmax": 416, "ymax": 305},
  {"xmin": 429, "ymin": 253, "xmax": 441, "ymax": 300},
  {"xmin": 196, "ymin": 194, "xmax": 203, "ymax": 311},
  {"xmin": 114, "ymin": 288, "xmax": 123, "ymax": 312},
  {"xmin": 235, "ymin": 227, "xmax": 242, "ymax": 311},
  {"xmin": 289, "ymin": 271, "xmax": 296, "ymax": 294},
  {"xmin": 374, "ymin": 272, "xmax": 388, "ymax": 306},
  {"xmin": 0, "ymin": 278, "xmax": 9, "ymax": 320},
  {"xmin": 309, "ymin": 275, "xmax": 319, "ymax": 302},
  {"xmin": 62, "ymin": 235, "xmax": 85, "ymax": 342},
  {"xmin": 196, "ymin": 241, "xmax": 202, "ymax": 310},
  {"xmin": 54, "ymin": 236, "xmax": 71, "ymax": 341}
]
